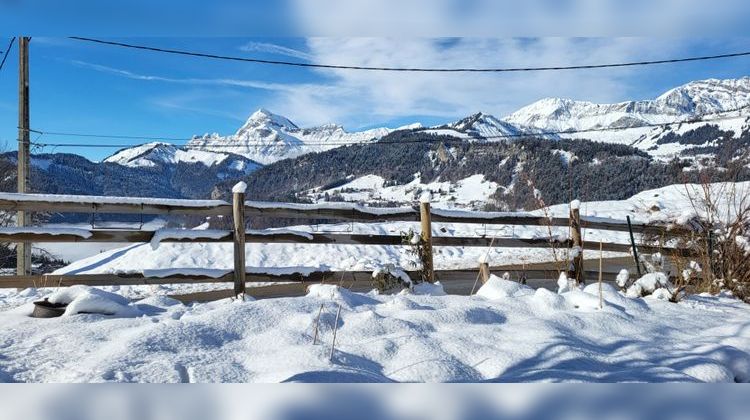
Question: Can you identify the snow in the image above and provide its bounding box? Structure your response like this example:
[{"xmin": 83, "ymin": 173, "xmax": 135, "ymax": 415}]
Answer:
[
  {"xmin": 246, "ymin": 200, "xmax": 416, "ymax": 216},
  {"xmin": 475, "ymin": 275, "xmax": 533, "ymax": 300},
  {"xmin": 1, "ymin": 284, "xmax": 748, "ymax": 382},
  {"xmin": 430, "ymin": 207, "xmax": 536, "ymax": 219},
  {"xmin": 570, "ymin": 199, "xmax": 581, "ymax": 210},
  {"xmin": 246, "ymin": 228, "xmax": 314, "ymax": 240},
  {"xmin": 0, "ymin": 227, "xmax": 92, "ymax": 238},
  {"xmin": 142, "ymin": 268, "xmax": 232, "ymax": 279},
  {"xmin": 0, "ymin": 192, "xmax": 228, "ymax": 208},
  {"xmin": 47, "ymin": 285, "xmax": 139, "ymax": 317},
  {"xmin": 150, "ymin": 228, "xmax": 231, "ymax": 250},
  {"xmin": 409, "ymin": 281, "xmax": 446, "ymax": 296},
  {"xmin": 616, "ymin": 269, "xmax": 630, "ymax": 288},
  {"xmin": 557, "ymin": 272, "xmax": 573, "ymax": 294},
  {"xmin": 627, "ymin": 272, "xmax": 672, "ymax": 298},
  {"xmin": 232, "ymin": 181, "xmax": 247, "ymax": 194}
]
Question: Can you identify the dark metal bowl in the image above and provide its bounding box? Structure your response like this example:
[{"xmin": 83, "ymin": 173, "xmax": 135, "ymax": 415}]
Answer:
[{"xmin": 31, "ymin": 299, "xmax": 67, "ymax": 318}]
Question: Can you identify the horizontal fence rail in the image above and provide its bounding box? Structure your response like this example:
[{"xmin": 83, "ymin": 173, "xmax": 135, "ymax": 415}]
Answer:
[
  {"xmin": 0, "ymin": 193, "xmax": 232, "ymax": 216},
  {"xmin": 0, "ymin": 228, "xmax": 686, "ymax": 255},
  {"xmin": 0, "ymin": 268, "xmax": 625, "ymax": 290},
  {"xmin": 0, "ymin": 193, "xmax": 681, "ymax": 235}
]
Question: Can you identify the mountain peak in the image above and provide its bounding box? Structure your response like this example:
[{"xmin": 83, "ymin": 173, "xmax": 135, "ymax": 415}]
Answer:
[{"xmin": 240, "ymin": 108, "xmax": 299, "ymax": 133}]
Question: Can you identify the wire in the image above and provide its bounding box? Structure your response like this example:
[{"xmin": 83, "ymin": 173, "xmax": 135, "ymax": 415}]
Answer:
[
  {"xmin": 69, "ymin": 36, "xmax": 750, "ymax": 73},
  {"xmin": 28, "ymin": 104, "xmax": 750, "ymax": 150},
  {"xmin": 0, "ymin": 37, "xmax": 16, "ymax": 73}
]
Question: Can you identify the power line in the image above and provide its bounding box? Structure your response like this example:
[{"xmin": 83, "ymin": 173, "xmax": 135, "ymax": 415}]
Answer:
[
  {"xmin": 0, "ymin": 37, "xmax": 16, "ymax": 73},
  {"xmin": 69, "ymin": 36, "xmax": 750, "ymax": 73},
  {"xmin": 29, "ymin": 105, "xmax": 750, "ymax": 150}
]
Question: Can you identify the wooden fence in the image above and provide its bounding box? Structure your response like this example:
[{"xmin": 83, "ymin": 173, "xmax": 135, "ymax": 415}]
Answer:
[{"xmin": 0, "ymin": 187, "xmax": 687, "ymax": 293}]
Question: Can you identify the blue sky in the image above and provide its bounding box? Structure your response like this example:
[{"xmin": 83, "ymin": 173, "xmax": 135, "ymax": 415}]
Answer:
[{"xmin": 1, "ymin": 37, "xmax": 750, "ymax": 161}]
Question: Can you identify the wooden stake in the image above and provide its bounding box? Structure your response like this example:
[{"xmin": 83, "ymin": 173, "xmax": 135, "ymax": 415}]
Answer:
[
  {"xmin": 232, "ymin": 186, "xmax": 246, "ymax": 297},
  {"xmin": 569, "ymin": 202, "xmax": 584, "ymax": 285},
  {"xmin": 419, "ymin": 199, "xmax": 434, "ymax": 283},
  {"xmin": 479, "ymin": 262, "xmax": 490, "ymax": 284},
  {"xmin": 16, "ymin": 36, "xmax": 31, "ymax": 277},
  {"xmin": 329, "ymin": 303, "xmax": 342, "ymax": 361},
  {"xmin": 312, "ymin": 303, "xmax": 324, "ymax": 345}
]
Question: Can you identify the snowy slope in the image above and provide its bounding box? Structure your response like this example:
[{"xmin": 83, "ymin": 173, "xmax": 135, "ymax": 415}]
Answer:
[
  {"xmin": 186, "ymin": 109, "xmax": 413, "ymax": 165},
  {"xmin": 307, "ymin": 173, "xmax": 500, "ymax": 209}
]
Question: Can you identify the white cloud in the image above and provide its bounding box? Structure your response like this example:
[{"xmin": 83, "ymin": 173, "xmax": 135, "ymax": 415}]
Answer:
[
  {"xmin": 289, "ymin": 0, "xmax": 750, "ymax": 37},
  {"xmin": 66, "ymin": 37, "xmax": 742, "ymax": 131},
  {"xmin": 69, "ymin": 60, "xmax": 300, "ymax": 92},
  {"xmin": 261, "ymin": 37, "xmax": 690, "ymax": 127},
  {"xmin": 238, "ymin": 41, "xmax": 312, "ymax": 61}
]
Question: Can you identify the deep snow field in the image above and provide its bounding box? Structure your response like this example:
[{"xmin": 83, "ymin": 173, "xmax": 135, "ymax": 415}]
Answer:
[{"xmin": 0, "ymin": 278, "xmax": 748, "ymax": 383}]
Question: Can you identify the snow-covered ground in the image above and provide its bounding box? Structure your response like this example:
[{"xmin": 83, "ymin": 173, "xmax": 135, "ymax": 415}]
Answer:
[
  {"xmin": 1, "ymin": 181, "xmax": 749, "ymax": 383},
  {"xmin": 0, "ymin": 280, "xmax": 748, "ymax": 383}
]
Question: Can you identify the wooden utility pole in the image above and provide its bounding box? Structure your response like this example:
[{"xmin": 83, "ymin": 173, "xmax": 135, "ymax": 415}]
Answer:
[
  {"xmin": 419, "ymin": 198, "xmax": 434, "ymax": 283},
  {"xmin": 232, "ymin": 183, "xmax": 247, "ymax": 297},
  {"xmin": 569, "ymin": 201, "xmax": 584, "ymax": 285},
  {"xmin": 598, "ymin": 239, "xmax": 604, "ymax": 309},
  {"xmin": 16, "ymin": 36, "xmax": 31, "ymax": 277}
]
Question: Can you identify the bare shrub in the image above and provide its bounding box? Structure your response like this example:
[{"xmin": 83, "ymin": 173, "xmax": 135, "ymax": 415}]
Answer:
[
  {"xmin": 649, "ymin": 174, "xmax": 750, "ymax": 303},
  {"xmin": 371, "ymin": 264, "xmax": 410, "ymax": 294}
]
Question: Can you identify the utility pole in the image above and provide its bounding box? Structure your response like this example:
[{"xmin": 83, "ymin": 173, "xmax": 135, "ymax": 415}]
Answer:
[{"xmin": 16, "ymin": 36, "xmax": 31, "ymax": 276}]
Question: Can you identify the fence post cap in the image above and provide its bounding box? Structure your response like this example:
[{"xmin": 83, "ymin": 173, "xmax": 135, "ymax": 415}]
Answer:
[
  {"xmin": 419, "ymin": 192, "xmax": 432, "ymax": 204},
  {"xmin": 232, "ymin": 181, "xmax": 248, "ymax": 194}
]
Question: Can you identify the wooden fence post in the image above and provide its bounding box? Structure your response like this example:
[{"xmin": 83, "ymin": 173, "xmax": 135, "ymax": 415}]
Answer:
[
  {"xmin": 419, "ymin": 196, "xmax": 435, "ymax": 283},
  {"xmin": 569, "ymin": 200, "xmax": 584, "ymax": 285},
  {"xmin": 232, "ymin": 182, "xmax": 247, "ymax": 297}
]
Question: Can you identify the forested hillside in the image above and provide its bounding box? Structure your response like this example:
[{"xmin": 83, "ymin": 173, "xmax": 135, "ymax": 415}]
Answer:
[{"xmin": 235, "ymin": 130, "xmax": 750, "ymax": 210}]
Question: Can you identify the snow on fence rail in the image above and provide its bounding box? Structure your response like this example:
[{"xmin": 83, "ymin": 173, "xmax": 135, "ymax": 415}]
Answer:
[{"xmin": 0, "ymin": 189, "xmax": 688, "ymax": 292}]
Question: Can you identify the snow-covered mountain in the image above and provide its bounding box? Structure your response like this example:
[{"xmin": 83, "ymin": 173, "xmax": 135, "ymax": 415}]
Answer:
[
  {"xmin": 104, "ymin": 142, "xmax": 259, "ymax": 174},
  {"xmin": 186, "ymin": 109, "xmax": 417, "ymax": 165},
  {"xmin": 503, "ymin": 77, "xmax": 750, "ymax": 132},
  {"xmin": 424, "ymin": 112, "xmax": 527, "ymax": 139},
  {"xmin": 414, "ymin": 77, "xmax": 750, "ymax": 158},
  {"xmin": 103, "ymin": 76, "xmax": 750, "ymax": 170},
  {"xmin": 495, "ymin": 77, "xmax": 750, "ymax": 158}
]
